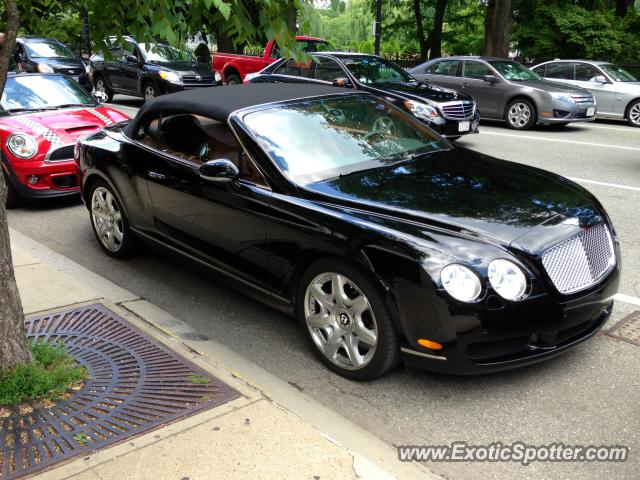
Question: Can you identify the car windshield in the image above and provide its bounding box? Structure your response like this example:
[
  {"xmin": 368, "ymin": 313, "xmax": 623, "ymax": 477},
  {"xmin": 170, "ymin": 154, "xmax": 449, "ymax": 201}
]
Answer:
[
  {"xmin": 243, "ymin": 94, "xmax": 447, "ymax": 185},
  {"xmin": 299, "ymin": 40, "xmax": 333, "ymax": 52},
  {"xmin": 25, "ymin": 41, "xmax": 76, "ymax": 59},
  {"xmin": 342, "ymin": 56, "xmax": 415, "ymax": 85},
  {"xmin": 489, "ymin": 60, "xmax": 540, "ymax": 81},
  {"xmin": 0, "ymin": 75, "xmax": 95, "ymax": 113},
  {"xmin": 600, "ymin": 64, "xmax": 637, "ymax": 82},
  {"xmin": 139, "ymin": 43, "xmax": 195, "ymax": 63}
]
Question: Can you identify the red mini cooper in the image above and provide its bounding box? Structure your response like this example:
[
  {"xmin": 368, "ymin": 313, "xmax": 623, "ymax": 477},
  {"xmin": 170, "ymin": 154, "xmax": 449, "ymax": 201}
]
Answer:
[{"xmin": 1, "ymin": 73, "xmax": 129, "ymax": 207}]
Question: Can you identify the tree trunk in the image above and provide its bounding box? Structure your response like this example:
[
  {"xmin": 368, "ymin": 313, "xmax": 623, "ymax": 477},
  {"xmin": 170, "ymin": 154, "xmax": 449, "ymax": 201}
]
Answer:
[
  {"xmin": 615, "ymin": 0, "xmax": 634, "ymax": 17},
  {"xmin": 483, "ymin": 0, "xmax": 513, "ymax": 58},
  {"xmin": 428, "ymin": 0, "xmax": 448, "ymax": 59},
  {"xmin": 0, "ymin": 0, "xmax": 33, "ymax": 372},
  {"xmin": 80, "ymin": 7, "xmax": 91, "ymax": 57},
  {"xmin": 287, "ymin": 0, "xmax": 297, "ymax": 34},
  {"xmin": 413, "ymin": 0, "xmax": 428, "ymax": 61}
]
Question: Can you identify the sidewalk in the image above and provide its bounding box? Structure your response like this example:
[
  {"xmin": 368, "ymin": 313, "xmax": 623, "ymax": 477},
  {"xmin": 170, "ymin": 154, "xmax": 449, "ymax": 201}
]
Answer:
[{"xmin": 9, "ymin": 228, "xmax": 438, "ymax": 480}]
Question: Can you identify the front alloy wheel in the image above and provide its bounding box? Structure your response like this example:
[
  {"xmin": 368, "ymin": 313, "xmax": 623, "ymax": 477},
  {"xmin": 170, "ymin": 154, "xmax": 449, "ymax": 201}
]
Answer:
[
  {"xmin": 143, "ymin": 83, "xmax": 157, "ymax": 102},
  {"xmin": 506, "ymin": 99, "xmax": 535, "ymax": 130},
  {"xmin": 627, "ymin": 100, "xmax": 640, "ymax": 127},
  {"xmin": 299, "ymin": 259, "xmax": 399, "ymax": 380}
]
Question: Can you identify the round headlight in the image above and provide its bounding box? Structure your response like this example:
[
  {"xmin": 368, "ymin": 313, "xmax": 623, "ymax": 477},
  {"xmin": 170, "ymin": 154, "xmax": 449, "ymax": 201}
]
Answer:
[
  {"xmin": 441, "ymin": 264, "xmax": 482, "ymax": 303},
  {"xmin": 37, "ymin": 63, "xmax": 54, "ymax": 73},
  {"xmin": 6, "ymin": 134, "xmax": 38, "ymax": 159},
  {"xmin": 488, "ymin": 259, "xmax": 527, "ymax": 301}
]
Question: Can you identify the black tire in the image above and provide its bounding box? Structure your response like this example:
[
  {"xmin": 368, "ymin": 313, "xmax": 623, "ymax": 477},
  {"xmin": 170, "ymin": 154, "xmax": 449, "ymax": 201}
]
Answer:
[
  {"xmin": 505, "ymin": 98, "xmax": 536, "ymax": 130},
  {"xmin": 142, "ymin": 82, "xmax": 158, "ymax": 102},
  {"xmin": 87, "ymin": 180, "xmax": 140, "ymax": 259},
  {"xmin": 3, "ymin": 173, "xmax": 21, "ymax": 209},
  {"xmin": 93, "ymin": 75, "xmax": 114, "ymax": 102},
  {"xmin": 626, "ymin": 99, "xmax": 640, "ymax": 127},
  {"xmin": 225, "ymin": 73, "xmax": 241, "ymax": 85},
  {"xmin": 296, "ymin": 257, "xmax": 400, "ymax": 381}
]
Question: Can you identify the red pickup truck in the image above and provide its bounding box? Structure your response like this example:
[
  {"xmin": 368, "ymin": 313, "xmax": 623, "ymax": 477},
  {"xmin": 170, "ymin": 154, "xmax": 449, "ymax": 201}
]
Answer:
[{"xmin": 213, "ymin": 36, "xmax": 329, "ymax": 85}]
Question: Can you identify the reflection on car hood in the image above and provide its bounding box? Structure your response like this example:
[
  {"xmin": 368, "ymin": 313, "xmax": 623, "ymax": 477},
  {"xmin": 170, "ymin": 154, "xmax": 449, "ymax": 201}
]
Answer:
[
  {"xmin": 376, "ymin": 81, "xmax": 473, "ymax": 104},
  {"xmin": 513, "ymin": 79, "xmax": 592, "ymax": 95},
  {"xmin": 305, "ymin": 148, "xmax": 604, "ymax": 250},
  {"xmin": 148, "ymin": 61, "xmax": 213, "ymax": 74},
  {"xmin": 43, "ymin": 58, "xmax": 85, "ymax": 71}
]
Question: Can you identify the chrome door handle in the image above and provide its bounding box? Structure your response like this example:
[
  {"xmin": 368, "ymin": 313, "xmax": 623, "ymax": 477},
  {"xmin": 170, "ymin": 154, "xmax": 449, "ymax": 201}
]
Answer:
[{"xmin": 148, "ymin": 171, "xmax": 167, "ymax": 181}]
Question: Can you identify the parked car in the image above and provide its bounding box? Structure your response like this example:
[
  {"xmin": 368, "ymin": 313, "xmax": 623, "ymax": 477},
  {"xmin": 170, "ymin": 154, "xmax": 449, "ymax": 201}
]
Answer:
[
  {"xmin": 248, "ymin": 53, "xmax": 480, "ymax": 139},
  {"xmin": 1, "ymin": 73, "xmax": 128, "ymax": 208},
  {"xmin": 76, "ymin": 84, "xmax": 619, "ymax": 380},
  {"xmin": 91, "ymin": 36, "xmax": 221, "ymax": 102},
  {"xmin": 213, "ymin": 36, "xmax": 330, "ymax": 85},
  {"xmin": 14, "ymin": 36, "xmax": 92, "ymax": 92},
  {"xmin": 410, "ymin": 56, "xmax": 597, "ymax": 130},
  {"xmin": 531, "ymin": 60, "xmax": 640, "ymax": 127}
]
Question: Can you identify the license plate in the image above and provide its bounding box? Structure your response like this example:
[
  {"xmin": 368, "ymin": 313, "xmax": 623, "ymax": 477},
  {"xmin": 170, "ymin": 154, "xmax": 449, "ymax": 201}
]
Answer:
[
  {"xmin": 458, "ymin": 121, "xmax": 470, "ymax": 132},
  {"xmin": 586, "ymin": 107, "xmax": 595, "ymax": 117}
]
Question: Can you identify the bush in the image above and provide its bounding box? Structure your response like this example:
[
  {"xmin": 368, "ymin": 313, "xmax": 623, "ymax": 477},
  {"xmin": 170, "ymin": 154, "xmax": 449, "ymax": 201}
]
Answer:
[
  {"xmin": 194, "ymin": 42, "xmax": 211, "ymax": 63},
  {"xmin": 0, "ymin": 342, "xmax": 88, "ymax": 406}
]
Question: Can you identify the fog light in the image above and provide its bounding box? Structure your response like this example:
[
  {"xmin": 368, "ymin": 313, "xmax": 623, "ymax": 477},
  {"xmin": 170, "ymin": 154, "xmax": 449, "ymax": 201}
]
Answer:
[
  {"xmin": 418, "ymin": 338, "xmax": 443, "ymax": 350},
  {"xmin": 28, "ymin": 175, "xmax": 39, "ymax": 185}
]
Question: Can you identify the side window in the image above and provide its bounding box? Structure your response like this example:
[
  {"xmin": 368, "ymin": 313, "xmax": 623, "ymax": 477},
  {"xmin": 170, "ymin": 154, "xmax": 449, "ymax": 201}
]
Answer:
[
  {"xmin": 155, "ymin": 114, "xmax": 268, "ymax": 187},
  {"xmin": 575, "ymin": 63, "xmax": 602, "ymax": 82},
  {"xmin": 273, "ymin": 58, "xmax": 312, "ymax": 78},
  {"xmin": 544, "ymin": 63, "xmax": 573, "ymax": 80},
  {"xmin": 313, "ymin": 57, "xmax": 346, "ymax": 82},
  {"xmin": 426, "ymin": 60, "xmax": 460, "ymax": 76},
  {"xmin": 135, "ymin": 116, "xmax": 161, "ymax": 148},
  {"xmin": 463, "ymin": 61, "xmax": 492, "ymax": 79},
  {"xmin": 531, "ymin": 65, "xmax": 545, "ymax": 77}
]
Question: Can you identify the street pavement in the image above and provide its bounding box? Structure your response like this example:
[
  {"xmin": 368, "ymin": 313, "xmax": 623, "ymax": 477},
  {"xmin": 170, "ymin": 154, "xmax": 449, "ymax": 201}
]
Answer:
[{"xmin": 7, "ymin": 95, "xmax": 640, "ymax": 479}]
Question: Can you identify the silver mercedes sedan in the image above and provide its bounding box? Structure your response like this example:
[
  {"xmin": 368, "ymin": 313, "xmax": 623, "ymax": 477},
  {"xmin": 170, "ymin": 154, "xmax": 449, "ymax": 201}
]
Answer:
[
  {"xmin": 532, "ymin": 60, "xmax": 640, "ymax": 127},
  {"xmin": 409, "ymin": 56, "xmax": 596, "ymax": 130}
]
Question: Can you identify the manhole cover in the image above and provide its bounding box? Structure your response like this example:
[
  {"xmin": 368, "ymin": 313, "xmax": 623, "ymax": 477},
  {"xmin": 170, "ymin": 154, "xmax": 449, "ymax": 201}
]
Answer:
[
  {"xmin": 1, "ymin": 304, "xmax": 239, "ymax": 479},
  {"xmin": 606, "ymin": 310, "xmax": 640, "ymax": 346}
]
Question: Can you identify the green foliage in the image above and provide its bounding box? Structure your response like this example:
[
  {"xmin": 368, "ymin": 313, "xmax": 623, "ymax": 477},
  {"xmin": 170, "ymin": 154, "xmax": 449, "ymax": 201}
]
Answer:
[
  {"xmin": 0, "ymin": 342, "xmax": 88, "ymax": 406},
  {"xmin": 359, "ymin": 40, "xmax": 374, "ymax": 54},
  {"xmin": 442, "ymin": 1, "xmax": 485, "ymax": 55},
  {"xmin": 187, "ymin": 373, "xmax": 211, "ymax": 385},
  {"xmin": 18, "ymin": 9, "xmax": 82, "ymax": 48}
]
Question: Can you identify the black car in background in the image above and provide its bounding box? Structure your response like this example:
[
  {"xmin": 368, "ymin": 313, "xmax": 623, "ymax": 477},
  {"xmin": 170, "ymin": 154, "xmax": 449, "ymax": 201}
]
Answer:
[
  {"xmin": 91, "ymin": 36, "xmax": 221, "ymax": 102},
  {"xmin": 76, "ymin": 84, "xmax": 619, "ymax": 380},
  {"xmin": 14, "ymin": 36, "xmax": 92, "ymax": 91},
  {"xmin": 248, "ymin": 53, "xmax": 480, "ymax": 139}
]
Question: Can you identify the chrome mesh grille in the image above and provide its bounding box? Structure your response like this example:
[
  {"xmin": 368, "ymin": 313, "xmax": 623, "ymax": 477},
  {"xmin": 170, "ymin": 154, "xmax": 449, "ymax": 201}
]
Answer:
[
  {"xmin": 541, "ymin": 224, "xmax": 615, "ymax": 295},
  {"xmin": 440, "ymin": 101, "xmax": 475, "ymax": 120},
  {"xmin": 570, "ymin": 94, "xmax": 594, "ymax": 106}
]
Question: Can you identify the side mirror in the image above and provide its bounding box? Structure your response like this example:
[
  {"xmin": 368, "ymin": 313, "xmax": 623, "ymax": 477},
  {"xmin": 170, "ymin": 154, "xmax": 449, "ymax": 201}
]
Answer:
[
  {"xmin": 125, "ymin": 54, "xmax": 138, "ymax": 64},
  {"xmin": 483, "ymin": 74, "xmax": 498, "ymax": 83},
  {"xmin": 333, "ymin": 77, "xmax": 351, "ymax": 88},
  {"xmin": 13, "ymin": 52, "xmax": 24, "ymax": 63},
  {"xmin": 92, "ymin": 91, "xmax": 108, "ymax": 103},
  {"xmin": 594, "ymin": 75, "xmax": 607, "ymax": 84},
  {"xmin": 199, "ymin": 159, "xmax": 239, "ymax": 183}
]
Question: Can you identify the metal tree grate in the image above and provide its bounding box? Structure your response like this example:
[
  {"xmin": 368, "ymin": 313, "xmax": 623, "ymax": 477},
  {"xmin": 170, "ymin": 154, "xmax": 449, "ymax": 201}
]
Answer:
[
  {"xmin": 0, "ymin": 304, "xmax": 239, "ymax": 479},
  {"xmin": 606, "ymin": 310, "xmax": 640, "ymax": 346}
]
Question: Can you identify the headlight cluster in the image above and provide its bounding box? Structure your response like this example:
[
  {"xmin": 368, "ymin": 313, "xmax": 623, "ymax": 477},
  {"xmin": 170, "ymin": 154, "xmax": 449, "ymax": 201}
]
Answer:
[
  {"xmin": 159, "ymin": 70, "xmax": 182, "ymax": 84},
  {"xmin": 440, "ymin": 259, "xmax": 528, "ymax": 303},
  {"xmin": 404, "ymin": 100, "xmax": 446, "ymax": 125},
  {"xmin": 6, "ymin": 134, "xmax": 38, "ymax": 159}
]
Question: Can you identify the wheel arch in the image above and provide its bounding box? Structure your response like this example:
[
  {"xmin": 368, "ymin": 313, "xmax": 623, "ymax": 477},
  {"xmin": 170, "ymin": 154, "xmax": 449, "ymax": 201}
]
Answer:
[
  {"xmin": 223, "ymin": 65, "xmax": 241, "ymax": 82},
  {"xmin": 624, "ymin": 96, "xmax": 640, "ymax": 120}
]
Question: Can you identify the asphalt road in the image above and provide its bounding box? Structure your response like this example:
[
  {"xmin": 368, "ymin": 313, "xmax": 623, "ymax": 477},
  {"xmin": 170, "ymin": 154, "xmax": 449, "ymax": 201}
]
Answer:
[{"xmin": 8, "ymin": 96, "xmax": 640, "ymax": 480}]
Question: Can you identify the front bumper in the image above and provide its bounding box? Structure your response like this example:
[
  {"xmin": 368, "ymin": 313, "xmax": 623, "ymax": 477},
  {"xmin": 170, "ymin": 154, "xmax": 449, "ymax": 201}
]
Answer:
[
  {"xmin": 396, "ymin": 265, "xmax": 619, "ymax": 375},
  {"xmin": 539, "ymin": 101, "xmax": 597, "ymax": 124},
  {"xmin": 2, "ymin": 154, "xmax": 79, "ymax": 200},
  {"xmin": 430, "ymin": 109, "xmax": 481, "ymax": 138}
]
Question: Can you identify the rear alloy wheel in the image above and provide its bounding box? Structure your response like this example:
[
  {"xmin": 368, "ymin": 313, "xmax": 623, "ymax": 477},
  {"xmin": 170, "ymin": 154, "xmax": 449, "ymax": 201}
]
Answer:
[
  {"xmin": 506, "ymin": 99, "xmax": 536, "ymax": 130},
  {"xmin": 89, "ymin": 182, "xmax": 139, "ymax": 258},
  {"xmin": 298, "ymin": 259, "xmax": 399, "ymax": 380},
  {"xmin": 627, "ymin": 99, "xmax": 640, "ymax": 127},
  {"xmin": 93, "ymin": 76, "xmax": 114, "ymax": 102},
  {"xmin": 225, "ymin": 73, "xmax": 241, "ymax": 85},
  {"xmin": 143, "ymin": 83, "xmax": 158, "ymax": 102}
]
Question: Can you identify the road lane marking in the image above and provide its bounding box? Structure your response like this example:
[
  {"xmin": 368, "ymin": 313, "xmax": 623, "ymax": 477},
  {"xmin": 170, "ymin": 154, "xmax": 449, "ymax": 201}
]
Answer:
[
  {"xmin": 614, "ymin": 293, "xmax": 640, "ymax": 307},
  {"xmin": 567, "ymin": 177, "xmax": 640, "ymax": 193},
  {"xmin": 581, "ymin": 124, "xmax": 639, "ymax": 133},
  {"xmin": 480, "ymin": 131, "xmax": 640, "ymax": 151}
]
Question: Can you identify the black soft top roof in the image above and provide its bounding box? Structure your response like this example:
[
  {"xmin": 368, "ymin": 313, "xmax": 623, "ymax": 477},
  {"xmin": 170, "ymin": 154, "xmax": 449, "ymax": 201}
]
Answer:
[{"xmin": 124, "ymin": 83, "xmax": 353, "ymax": 136}]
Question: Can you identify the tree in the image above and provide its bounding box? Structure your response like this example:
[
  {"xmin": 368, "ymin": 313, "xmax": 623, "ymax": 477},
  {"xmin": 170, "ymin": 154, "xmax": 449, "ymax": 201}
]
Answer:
[
  {"xmin": 483, "ymin": 0, "xmax": 513, "ymax": 57},
  {"xmin": 615, "ymin": 0, "xmax": 634, "ymax": 17},
  {"xmin": 427, "ymin": 0, "xmax": 448, "ymax": 58},
  {"xmin": 413, "ymin": 0, "xmax": 429, "ymax": 60}
]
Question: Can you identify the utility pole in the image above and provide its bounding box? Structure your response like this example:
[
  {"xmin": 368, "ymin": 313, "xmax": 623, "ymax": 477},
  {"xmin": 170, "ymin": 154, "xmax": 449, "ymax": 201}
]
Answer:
[{"xmin": 374, "ymin": 0, "xmax": 382, "ymax": 55}]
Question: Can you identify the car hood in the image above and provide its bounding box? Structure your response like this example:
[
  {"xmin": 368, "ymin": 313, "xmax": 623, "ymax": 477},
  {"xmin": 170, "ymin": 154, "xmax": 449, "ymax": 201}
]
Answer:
[
  {"xmin": 374, "ymin": 81, "xmax": 474, "ymax": 104},
  {"xmin": 1, "ymin": 106, "xmax": 130, "ymax": 147},
  {"xmin": 40, "ymin": 57, "xmax": 85, "ymax": 71},
  {"xmin": 511, "ymin": 79, "xmax": 591, "ymax": 94},
  {"xmin": 305, "ymin": 147, "xmax": 605, "ymax": 252},
  {"xmin": 148, "ymin": 61, "xmax": 212, "ymax": 74}
]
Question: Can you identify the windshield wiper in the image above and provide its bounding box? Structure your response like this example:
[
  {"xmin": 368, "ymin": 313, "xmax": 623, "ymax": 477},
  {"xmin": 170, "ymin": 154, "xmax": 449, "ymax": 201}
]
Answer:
[
  {"xmin": 42, "ymin": 103, "xmax": 95, "ymax": 110},
  {"xmin": 3, "ymin": 107, "xmax": 49, "ymax": 113}
]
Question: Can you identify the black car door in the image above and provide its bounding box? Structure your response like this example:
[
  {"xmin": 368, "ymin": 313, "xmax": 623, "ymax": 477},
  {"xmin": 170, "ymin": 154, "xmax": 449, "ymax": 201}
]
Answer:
[
  {"xmin": 266, "ymin": 58, "xmax": 313, "ymax": 84},
  {"xmin": 310, "ymin": 57, "xmax": 353, "ymax": 86},
  {"xmin": 143, "ymin": 113, "xmax": 273, "ymax": 290}
]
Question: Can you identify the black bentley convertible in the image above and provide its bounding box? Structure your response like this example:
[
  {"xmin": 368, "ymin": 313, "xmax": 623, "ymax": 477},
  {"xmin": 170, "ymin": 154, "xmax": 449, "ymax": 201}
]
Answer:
[{"xmin": 76, "ymin": 84, "xmax": 619, "ymax": 380}]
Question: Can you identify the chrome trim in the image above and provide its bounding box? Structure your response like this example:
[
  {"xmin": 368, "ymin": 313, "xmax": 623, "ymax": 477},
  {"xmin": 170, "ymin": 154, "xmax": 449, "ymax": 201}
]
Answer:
[
  {"xmin": 438, "ymin": 100, "xmax": 476, "ymax": 120},
  {"xmin": 400, "ymin": 347, "xmax": 447, "ymax": 361}
]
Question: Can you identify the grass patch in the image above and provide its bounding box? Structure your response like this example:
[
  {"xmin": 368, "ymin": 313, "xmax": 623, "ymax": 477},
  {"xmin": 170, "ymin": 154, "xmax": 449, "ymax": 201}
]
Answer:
[
  {"xmin": 0, "ymin": 342, "xmax": 88, "ymax": 406},
  {"xmin": 186, "ymin": 374, "xmax": 210, "ymax": 385}
]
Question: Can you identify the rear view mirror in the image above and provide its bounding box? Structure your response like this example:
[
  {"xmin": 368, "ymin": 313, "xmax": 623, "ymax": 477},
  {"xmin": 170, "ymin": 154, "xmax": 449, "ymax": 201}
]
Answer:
[
  {"xmin": 333, "ymin": 78, "xmax": 350, "ymax": 88},
  {"xmin": 199, "ymin": 159, "xmax": 239, "ymax": 183},
  {"xmin": 594, "ymin": 75, "xmax": 607, "ymax": 84},
  {"xmin": 483, "ymin": 74, "xmax": 498, "ymax": 84}
]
